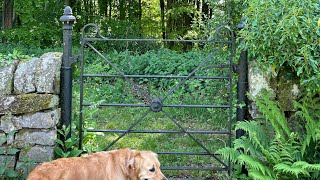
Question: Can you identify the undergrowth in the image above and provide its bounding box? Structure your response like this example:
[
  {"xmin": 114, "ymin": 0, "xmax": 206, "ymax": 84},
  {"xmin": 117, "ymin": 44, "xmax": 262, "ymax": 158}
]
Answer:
[{"xmin": 217, "ymin": 91, "xmax": 320, "ymax": 179}]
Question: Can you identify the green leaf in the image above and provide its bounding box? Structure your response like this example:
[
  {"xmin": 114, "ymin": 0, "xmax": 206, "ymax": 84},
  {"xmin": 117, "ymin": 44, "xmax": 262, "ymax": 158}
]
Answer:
[
  {"xmin": 0, "ymin": 166, "xmax": 6, "ymax": 176},
  {"xmin": 4, "ymin": 156, "xmax": 13, "ymax": 164},
  {"xmin": 0, "ymin": 135, "xmax": 7, "ymax": 146},
  {"xmin": 0, "ymin": 147, "xmax": 5, "ymax": 154},
  {"xmin": 54, "ymin": 147, "xmax": 65, "ymax": 158},
  {"xmin": 8, "ymin": 130, "xmax": 17, "ymax": 137},
  {"xmin": 65, "ymin": 138, "xmax": 74, "ymax": 149},
  {"xmin": 5, "ymin": 170, "xmax": 18, "ymax": 178},
  {"xmin": 68, "ymin": 150, "xmax": 83, "ymax": 157},
  {"xmin": 55, "ymin": 139, "xmax": 64, "ymax": 147},
  {"xmin": 7, "ymin": 148, "xmax": 20, "ymax": 155}
]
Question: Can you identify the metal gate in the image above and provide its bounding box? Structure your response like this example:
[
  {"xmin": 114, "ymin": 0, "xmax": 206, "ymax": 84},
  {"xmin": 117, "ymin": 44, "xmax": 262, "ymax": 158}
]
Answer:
[{"xmin": 78, "ymin": 23, "xmax": 235, "ymax": 178}]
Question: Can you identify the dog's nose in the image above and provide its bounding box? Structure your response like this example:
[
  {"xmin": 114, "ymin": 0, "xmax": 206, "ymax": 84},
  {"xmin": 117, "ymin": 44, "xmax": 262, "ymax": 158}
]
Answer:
[{"xmin": 162, "ymin": 177, "xmax": 167, "ymax": 180}]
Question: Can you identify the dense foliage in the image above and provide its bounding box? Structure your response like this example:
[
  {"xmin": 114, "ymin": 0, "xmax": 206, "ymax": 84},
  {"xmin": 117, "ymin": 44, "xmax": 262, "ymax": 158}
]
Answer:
[
  {"xmin": 217, "ymin": 92, "xmax": 320, "ymax": 179},
  {"xmin": 1, "ymin": 0, "xmax": 231, "ymax": 50},
  {"xmin": 239, "ymin": 0, "xmax": 320, "ymax": 94}
]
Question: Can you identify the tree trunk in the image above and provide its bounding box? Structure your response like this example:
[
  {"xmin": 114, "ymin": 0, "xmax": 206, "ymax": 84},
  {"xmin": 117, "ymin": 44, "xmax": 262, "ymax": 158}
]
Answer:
[
  {"xmin": 202, "ymin": 1, "xmax": 209, "ymax": 20},
  {"xmin": 3, "ymin": 0, "xmax": 14, "ymax": 29},
  {"xmin": 160, "ymin": 0, "xmax": 165, "ymax": 39},
  {"xmin": 119, "ymin": 0, "xmax": 125, "ymax": 20},
  {"xmin": 65, "ymin": 0, "xmax": 71, "ymax": 6}
]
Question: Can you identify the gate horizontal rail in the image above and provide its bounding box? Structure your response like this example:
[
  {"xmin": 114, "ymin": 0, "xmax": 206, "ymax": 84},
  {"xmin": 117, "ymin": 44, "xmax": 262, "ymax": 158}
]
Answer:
[
  {"xmin": 82, "ymin": 103, "xmax": 231, "ymax": 108},
  {"xmin": 86, "ymin": 129, "xmax": 231, "ymax": 134},
  {"xmin": 161, "ymin": 167, "xmax": 228, "ymax": 171},
  {"xmin": 83, "ymin": 74, "xmax": 231, "ymax": 79},
  {"xmin": 82, "ymin": 37, "xmax": 232, "ymax": 43}
]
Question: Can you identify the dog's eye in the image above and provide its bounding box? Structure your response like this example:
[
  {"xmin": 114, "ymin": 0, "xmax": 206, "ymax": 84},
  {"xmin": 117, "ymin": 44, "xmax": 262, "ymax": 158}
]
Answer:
[{"xmin": 149, "ymin": 167, "xmax": 155, "ymax": 172}]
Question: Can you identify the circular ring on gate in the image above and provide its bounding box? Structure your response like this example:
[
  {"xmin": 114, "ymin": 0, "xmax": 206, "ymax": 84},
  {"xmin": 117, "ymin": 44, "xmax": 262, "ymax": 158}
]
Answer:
[{"xmin": 150, "ymin": 98, "xmax": 163, "ymax": 112}]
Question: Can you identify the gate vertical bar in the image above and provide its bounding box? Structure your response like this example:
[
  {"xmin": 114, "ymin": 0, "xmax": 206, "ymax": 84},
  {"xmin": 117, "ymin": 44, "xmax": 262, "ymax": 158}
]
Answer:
[{"xmin": 60, "ymin": 6, "xmax": 75, "ymax": 138}]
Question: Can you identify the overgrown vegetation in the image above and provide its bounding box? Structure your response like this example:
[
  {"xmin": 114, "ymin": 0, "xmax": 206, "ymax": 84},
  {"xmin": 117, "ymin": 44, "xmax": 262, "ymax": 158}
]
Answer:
[
  {"xmin": 239, "ymin": 0, "xmax": 320, "ymax": 94},
  {"xmin": 54, "ymin": 125, "xmax": 83, "ymax": 158},
  {"xmin": 0, "ymin": 49, "xmax": 32, "ymax": 68},
  {"xmin": 217, "ymin": 91, "xmax": 320, "ymax": 179},
  {"xmin": 0, "ymin": 131, "xmax": 35, "ymax": 179}
]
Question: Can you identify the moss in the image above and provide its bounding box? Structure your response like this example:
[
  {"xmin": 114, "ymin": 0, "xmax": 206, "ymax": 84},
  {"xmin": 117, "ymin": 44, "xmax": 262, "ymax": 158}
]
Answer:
[
  {"xmin": 1, "ymin": 94, "xmax": 59, "ymax": 115},
  {"xmin": 270, "ymin": 71, "xmax": 300, "ymax": 111}
]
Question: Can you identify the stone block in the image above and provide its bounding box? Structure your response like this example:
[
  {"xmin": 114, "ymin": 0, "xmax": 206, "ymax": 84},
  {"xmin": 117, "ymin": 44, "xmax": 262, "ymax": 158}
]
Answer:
[
  {"xmin": 14, "ymin": 109, "xmax": 60, "ymax": 129},
  {"xmin": 20, "ymin": 145, "xmax": 54, "ymax": 163},
  {"xmin": 36, "ymin": 52, "xmax": 62, "ymax": 94},
  {"xmin": 0, "ymin": 94, "xmax": 59, "ymax": 115},
  {"xmin": 15, "ymin": 130, "xmax": 56, "ymax": 148},
  {"xmin": 0, "ymin": 61, "xmax": 18, "ymax": 95},
  {"xmin": 0, "ymin": 115, "xmax": 17, "ymax": 133},
  {"xmin": 14, "ymin": 58, "xmax": 41, "ymax": 94}
]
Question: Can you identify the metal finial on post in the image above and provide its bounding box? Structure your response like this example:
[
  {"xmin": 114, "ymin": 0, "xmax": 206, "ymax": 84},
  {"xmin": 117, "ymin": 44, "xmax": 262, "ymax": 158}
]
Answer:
[
  {"xmin": 60, "ymin": 6, "xmax": 76, "ymax": 138},
  {"xmin": 60, "ymin": 6, "xmax": 76, "ymax": 23}
]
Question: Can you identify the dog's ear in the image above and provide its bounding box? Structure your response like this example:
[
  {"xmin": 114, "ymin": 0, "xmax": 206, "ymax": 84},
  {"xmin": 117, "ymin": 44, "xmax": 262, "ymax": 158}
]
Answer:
[
  {"xmin": 128, "ymin": 152, "xmax": 141, "ymax": 170},
  {"xmin": 128, "ymin": 157, "xmax": 135, "ymax": 170}
]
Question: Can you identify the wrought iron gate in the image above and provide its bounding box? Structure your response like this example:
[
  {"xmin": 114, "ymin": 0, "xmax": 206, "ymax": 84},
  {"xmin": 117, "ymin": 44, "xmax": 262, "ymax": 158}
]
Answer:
[{"xmin": 78, "ymin": 23, "xmax": 235, "ymax": 178}]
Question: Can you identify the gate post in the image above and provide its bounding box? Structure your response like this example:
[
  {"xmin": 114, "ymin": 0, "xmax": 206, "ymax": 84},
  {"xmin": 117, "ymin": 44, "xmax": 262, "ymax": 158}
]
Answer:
[
  {"xmin": 60, "ymin": 6, "xmax": 75, "ymax": 138},
  {"xmin": 236, "ymin": 18, "xmax": 249, "ymax": 176},
  {"xmin": 235, "ymin": 17, "xmax": 249, "ymax": 139}
]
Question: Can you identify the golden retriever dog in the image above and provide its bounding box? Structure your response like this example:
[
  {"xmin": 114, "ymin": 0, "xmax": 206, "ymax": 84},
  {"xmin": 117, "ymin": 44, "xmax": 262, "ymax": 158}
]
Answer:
[{"xmin": 27, "ymin": 148, "xmax": 167, "ymax": 180}]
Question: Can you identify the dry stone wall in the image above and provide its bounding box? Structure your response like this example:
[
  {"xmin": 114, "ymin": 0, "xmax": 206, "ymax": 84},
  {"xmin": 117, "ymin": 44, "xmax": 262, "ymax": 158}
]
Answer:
[{"xmin": 0, "ymin": 52, "xmax": 62, "ymax": 173}]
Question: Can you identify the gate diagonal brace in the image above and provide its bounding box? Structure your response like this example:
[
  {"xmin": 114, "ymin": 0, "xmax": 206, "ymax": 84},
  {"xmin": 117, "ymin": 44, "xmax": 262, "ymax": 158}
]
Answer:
[
  {"xmin": 161, "ymin": 42, "xmax": 225, "ymax": 102},
  {"xmin": 161, "ymin": 110, "xmax": 228, "ymax": 167},
  {"xmin": 86, "ymin": 43, "xmax": 151, "ymax": 103},
  {"xmin": 103, "ymin": 110, "xmax": 151, "ymax": 151}
]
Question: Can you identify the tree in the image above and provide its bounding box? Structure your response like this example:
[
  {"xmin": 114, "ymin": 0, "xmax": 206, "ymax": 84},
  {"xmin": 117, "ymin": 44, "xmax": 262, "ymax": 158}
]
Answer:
[{"xmin": 2, "ymin": 0, "xmax": 14, "ymax": 29}]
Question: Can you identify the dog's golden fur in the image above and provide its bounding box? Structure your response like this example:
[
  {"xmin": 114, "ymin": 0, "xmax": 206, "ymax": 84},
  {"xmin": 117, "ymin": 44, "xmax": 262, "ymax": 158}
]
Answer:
[{"xmin": 27, "ymin": 148, "xmax": 167, "ymax": 180}]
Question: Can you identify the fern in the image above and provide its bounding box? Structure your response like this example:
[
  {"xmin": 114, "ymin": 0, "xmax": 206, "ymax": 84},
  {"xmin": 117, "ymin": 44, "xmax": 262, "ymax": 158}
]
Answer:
[
  {"xmin": 216, "ymin": 147, "xmax": 240, "ymax": 163},
  {"xmin": 248, "ymin": 170, "xmax": 275, "ymax": 180},
  {"xmin": 217, "ymin": 91, "xmax": 320, "ymax": 179},
  {"xmin": 233, "ymin": 137, "xmax": 259, "ymax": 156},
  {"xmin": 237, "ymin": 154, "xmax": 275, "ymax": 178},
  {"xmin": 274, "ymin": 163, "xmax": 310, "ymax": 178},
  {"xmin": 254, "ymin": 91, "xmax": 291, "ymax": 139},
  {"xmin": 294, "ymin": 97, "xmax": 320, "ymax": 156},
  {"xmin": 294, "ymin": 161, "xmax": 320, "ymax": 172}
]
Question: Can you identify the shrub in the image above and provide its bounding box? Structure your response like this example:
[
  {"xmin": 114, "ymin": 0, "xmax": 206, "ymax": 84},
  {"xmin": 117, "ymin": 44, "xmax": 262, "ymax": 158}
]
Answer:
[{"xmin": 239, "ymin": 0, "xmax": 320, "ymax": 94}]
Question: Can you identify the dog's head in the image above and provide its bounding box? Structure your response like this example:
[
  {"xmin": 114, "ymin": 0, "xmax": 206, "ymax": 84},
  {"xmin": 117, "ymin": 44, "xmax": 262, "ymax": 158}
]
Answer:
[{"xmin": 127, "ymin": 150, "xmax": 167, "ymax": 180}]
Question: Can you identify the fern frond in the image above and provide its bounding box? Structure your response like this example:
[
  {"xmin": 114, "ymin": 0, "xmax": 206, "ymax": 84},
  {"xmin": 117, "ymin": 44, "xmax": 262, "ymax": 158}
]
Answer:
[
  {"xmin": 294, "ymin": 161, "xmax": 320, "ymax": 172},
  {"xmin": 274, "ymin": 163, "xmax": 310, "ymax": 178},
  {"xmin": 237, "ymin": 154, "xmax": 274, "ymax": 177},
  {"xmin": 216, "ymin": 147, "xmax": 240, "ymax": 163},
  {"xmin": 234, "ymin": 136, "xmax": 262, "ymax": 157},
  {"xmin": 254, "ymin": 91, "xmax": 291, "ymax": 139},
  {"xmin": 294, "ymin": 97, "xmax": 320, "ymax": 156},
  {"xmin": 248, "ymin": 170, "xmax": 275, "ymax": 180},
  {"xmin": 235, "ymin": 121, "xmax": 270, "ymax": 153}
]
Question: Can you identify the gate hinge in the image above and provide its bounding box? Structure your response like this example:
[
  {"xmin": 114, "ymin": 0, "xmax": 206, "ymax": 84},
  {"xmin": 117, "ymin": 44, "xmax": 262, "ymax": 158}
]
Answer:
[
  {"xmin": 233, "ymin": 64, "xmax": 238, "ymax": 73},
  {"xmin": 72, "ymin": 54, "xmax": 80, "ymax": 64}
]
